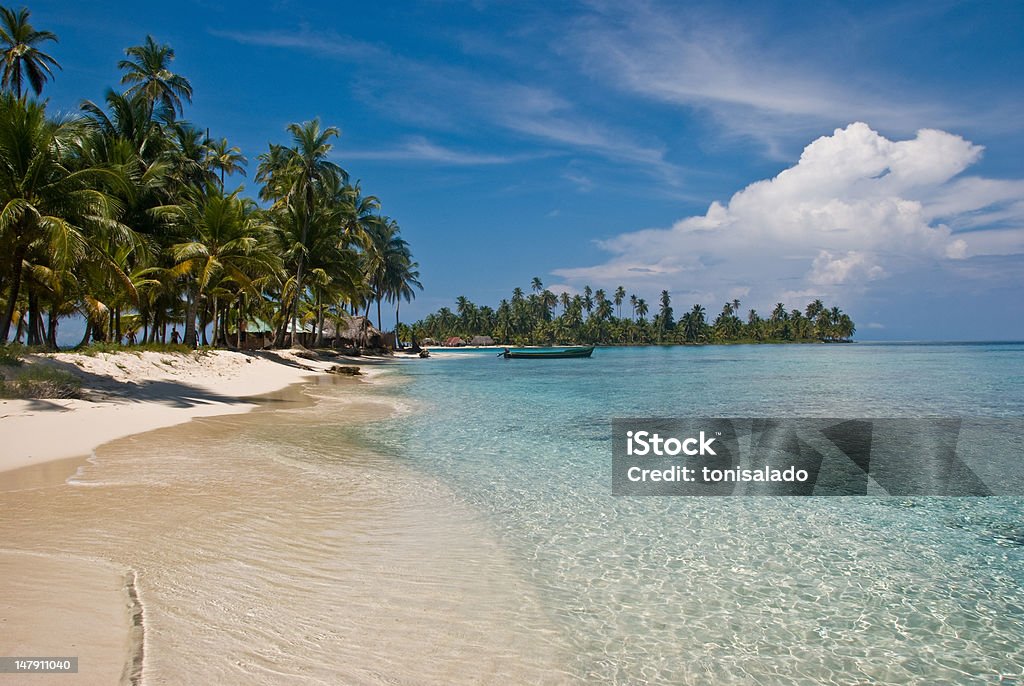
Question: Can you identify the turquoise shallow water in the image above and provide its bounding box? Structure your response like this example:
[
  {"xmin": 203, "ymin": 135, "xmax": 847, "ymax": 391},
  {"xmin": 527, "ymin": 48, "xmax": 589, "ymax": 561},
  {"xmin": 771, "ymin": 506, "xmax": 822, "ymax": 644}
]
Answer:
[{"xmin": 371, "ymin": 343, "xmax": 1024, "ymax": 684}]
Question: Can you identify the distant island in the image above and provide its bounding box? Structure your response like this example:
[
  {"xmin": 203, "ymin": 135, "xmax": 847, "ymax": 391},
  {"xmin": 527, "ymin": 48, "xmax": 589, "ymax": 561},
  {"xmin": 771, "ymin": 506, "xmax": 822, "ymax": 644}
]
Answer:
[{"xmin": 408, "ymin": 279, "xmax": 855, "ymax": 346}]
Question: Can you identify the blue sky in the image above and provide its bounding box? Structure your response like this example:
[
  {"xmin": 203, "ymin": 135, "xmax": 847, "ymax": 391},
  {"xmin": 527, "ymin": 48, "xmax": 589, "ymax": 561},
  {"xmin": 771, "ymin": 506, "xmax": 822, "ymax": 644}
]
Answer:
[{"xmin": 34, "ymin": 0, "xmax": 1024, "ymax": 339}]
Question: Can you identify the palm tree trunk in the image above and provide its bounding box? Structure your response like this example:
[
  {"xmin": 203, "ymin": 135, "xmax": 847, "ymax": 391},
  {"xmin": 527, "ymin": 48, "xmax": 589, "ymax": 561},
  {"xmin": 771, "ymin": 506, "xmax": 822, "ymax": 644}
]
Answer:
[
  {"xmin": 0, "ymin": 244, "xmax": 26, "ymax": 342},
  {"xmin": 211, "ymin": 297, "xmax": 218, "ymax": 347},
  {"xmin": 184, "ymin": 287, "xmax": 198, "ymax": 348},
  {"xmin": 46, "ymin": 306, "xmax": 58, "ymax": 351},
  {"xmin": 313, "ymin": 290, "xmax": 324, "ymax": 348},
  {"xmin": 220, "ymin": 303, "xmax": 230, "ymax": 348},
  {"xmin": 291, "ymin": 260, "xmax": 305, "ymax": 347},
  {"xmin": 291, "ymin": 206, "xmax": 311, "ymax": 347},
  {"xmin": 273, "ymin": 298, "xmax": 288, "ymax": 348},
  {"xmin": 27, "ymin": 287, "xmax": 41, "ymax": 346},
  {"xmin": 395, "ymin": 301, "xmax": 401, "ymax": 350}
]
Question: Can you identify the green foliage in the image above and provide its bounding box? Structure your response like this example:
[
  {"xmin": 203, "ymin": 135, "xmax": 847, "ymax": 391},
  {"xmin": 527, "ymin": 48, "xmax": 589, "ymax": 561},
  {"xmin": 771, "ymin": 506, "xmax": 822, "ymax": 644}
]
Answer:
[
  {"xmin": 0, "ymin": 20, "xmax": 417, "ymax": 352},
  {"xmin": 0, "ymin": 343, "xmax": 25, "ymax": 365},
  {"xmin": 0, "ymin": 364, "xmax": 82, "ymax": 399},
  {"xmin": 414, "ymin": 286, "xmax": 855, "ymax": 347},
  {"xmin": 0, "ymin": 6, "xmax": 60, "ymax": 98}
]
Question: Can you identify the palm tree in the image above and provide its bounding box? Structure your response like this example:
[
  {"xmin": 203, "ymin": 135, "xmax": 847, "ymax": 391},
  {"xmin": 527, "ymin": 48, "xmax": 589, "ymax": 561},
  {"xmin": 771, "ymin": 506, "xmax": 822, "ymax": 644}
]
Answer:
[
  {"xmin": 119, "ymin": 35, "xmax": 193, "ymax": 117},
  {"xmin": 76, "ymin": 87, "xmax": 186, "ymax": 341},
  {"xmin": 683, "ymin": 303, "xmax": 706, "ymax": 342},
  {"xmin": 0, "ymin": 6, "xmax": 59, "ymax": 98},
  {"xmin": 658, "ymin": 290, "xmax": 673, "ymax": 335},
  {"xmin": 257, "ymin": 118, "xmax": 346, "ymax": 347},
  {"xmin": 635, "ymin": 298, "xmax": 648, "ymax": 321},
  {"xmin": 365, "ymin": 215, "xmax": 412, "ymax": 334},
  {"xmin": 169, "ymin": 187, "xmax": 281, "ymax": 347},
  {"xmin": 205, "ymin": 137, "xmax": 247, "ymax": 187},
  {"xmin": 388, "ymin": 259, "xmax": 422, "ymax": 346},
  {"xmin": 0, "ymin": 95, "xmax": 119, "ymax": 342},
  {"xmin": 531, "ymin": 276, "xmax": 542, "ymax": 294},
  {"xmin": 299, "ymin": 193, "xmax": 362, "ymax": 347},
  {"xmin": 540, "ymin": 289, "xmax": 557, "ymax": 322},
  {"xmin": 169, "ymin": 122, "xmax": 216, "ymax": 191},
  {"xmin": 805, "ymin": 298, "xmax": 825, "ymax": 321},
  {"xmin": 79, "ymin": 89, "xmax": 170, "ymax": 165},
  {"xmin": 614, "ymin": 285, "xmax": 625, "ymax": 319},
  {"xmin": 338, "ymin": 182, "xmax": 379, "ymax": 250},
  {"xmin": 836, "ymin": 313, "xmax": 855, "ymax": 341}
]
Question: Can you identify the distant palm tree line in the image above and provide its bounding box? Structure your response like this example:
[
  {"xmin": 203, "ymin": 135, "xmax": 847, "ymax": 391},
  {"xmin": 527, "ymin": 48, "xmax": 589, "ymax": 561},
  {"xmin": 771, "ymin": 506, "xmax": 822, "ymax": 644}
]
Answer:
[
  {"xmin": 411, "ymin": 279, "xmax": 855, "ymax": 345},
  {"xmin": 0, "ymin": 5, "xmax": 422, "ymax": 349}
]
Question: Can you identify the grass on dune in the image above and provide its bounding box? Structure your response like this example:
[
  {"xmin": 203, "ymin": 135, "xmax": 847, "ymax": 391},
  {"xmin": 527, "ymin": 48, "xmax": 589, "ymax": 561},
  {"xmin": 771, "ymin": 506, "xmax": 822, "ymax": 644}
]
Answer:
[{"xmin": 0, "ymin": 364, "xmax": 82, "ymax": 399}]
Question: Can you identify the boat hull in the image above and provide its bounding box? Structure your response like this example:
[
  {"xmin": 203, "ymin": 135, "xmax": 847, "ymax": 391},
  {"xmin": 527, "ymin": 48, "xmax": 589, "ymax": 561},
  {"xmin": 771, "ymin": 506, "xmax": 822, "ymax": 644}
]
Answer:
[{"xmin": 502, "ymin": 346, "xmax": 595, "ymax": 359}]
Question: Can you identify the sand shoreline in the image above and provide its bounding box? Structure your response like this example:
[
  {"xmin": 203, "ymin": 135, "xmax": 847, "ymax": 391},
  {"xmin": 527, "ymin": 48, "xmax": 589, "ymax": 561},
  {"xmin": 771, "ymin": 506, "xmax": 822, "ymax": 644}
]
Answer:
[
  {"xmin": 1, "ymin": 348, "xmax": 386, "ymax": 474},
  {"xmin": 0, "ymin": 351, "xmax": 572, "ymax": 685},
  {"xmin": 0, "ymin": 349, "xmax": 390, "ymax": 685}
]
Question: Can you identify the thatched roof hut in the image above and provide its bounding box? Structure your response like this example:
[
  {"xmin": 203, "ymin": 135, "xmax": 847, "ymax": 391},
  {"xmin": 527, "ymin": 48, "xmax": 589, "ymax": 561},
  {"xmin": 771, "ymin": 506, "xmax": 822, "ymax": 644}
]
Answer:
[
  {"xmin": 469, "ymin": 335, "xmax": 495, "ymax": 346},
  {"xmin": 322, "ymin": 314, "xmax": 385, "ymax": 348}
]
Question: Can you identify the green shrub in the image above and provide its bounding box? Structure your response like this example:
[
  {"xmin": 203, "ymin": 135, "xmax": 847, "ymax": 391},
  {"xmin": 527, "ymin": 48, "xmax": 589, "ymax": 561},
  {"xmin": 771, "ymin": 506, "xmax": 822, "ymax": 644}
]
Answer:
[
  {"xmin": 0, "ymin": 344, "xmax": 25, "ymax": 366},
  {"xmin": 0, "ymin": 365, "xmax": 83, "ymax": 399}
]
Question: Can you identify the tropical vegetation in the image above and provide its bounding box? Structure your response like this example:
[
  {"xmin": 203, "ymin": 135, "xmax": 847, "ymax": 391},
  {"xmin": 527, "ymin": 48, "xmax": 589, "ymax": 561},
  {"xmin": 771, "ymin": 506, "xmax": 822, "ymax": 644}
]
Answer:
[
  {"xmin": 0, "ymin": 5, "xmax": 421, "ymax": 350},
  {"xmin": 411, "ymin": 279, "xmax": 855, "ymax": 346}
]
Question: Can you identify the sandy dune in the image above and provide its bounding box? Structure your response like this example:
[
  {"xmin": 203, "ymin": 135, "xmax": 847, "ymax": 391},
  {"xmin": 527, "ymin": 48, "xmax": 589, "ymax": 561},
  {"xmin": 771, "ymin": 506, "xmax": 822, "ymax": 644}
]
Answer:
[{"xmin": 0, "ymin": 349, "xmax": 361, "ymax": 473}]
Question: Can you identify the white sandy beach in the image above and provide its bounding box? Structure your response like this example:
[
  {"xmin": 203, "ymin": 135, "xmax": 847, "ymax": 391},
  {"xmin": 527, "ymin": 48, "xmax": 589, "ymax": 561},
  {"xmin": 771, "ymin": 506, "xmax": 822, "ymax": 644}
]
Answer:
[
  {"xmin": 0, "ymin": 350, "xmax": 361, "ymax": 685},
  {"xmin": 1, "ymin": 349, "xmax": 360, "ymax": 474},
  {"xmin": 0, "ymin": 348, "xmax": 570, "ymax": 685}
]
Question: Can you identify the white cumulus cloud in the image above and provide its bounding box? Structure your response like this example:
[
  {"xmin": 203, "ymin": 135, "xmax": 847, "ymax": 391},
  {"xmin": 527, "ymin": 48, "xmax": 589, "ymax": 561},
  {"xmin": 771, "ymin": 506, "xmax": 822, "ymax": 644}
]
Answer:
[{"xmin": 553, "ymin": 123, "xmax": 1023, "ymax": 308}]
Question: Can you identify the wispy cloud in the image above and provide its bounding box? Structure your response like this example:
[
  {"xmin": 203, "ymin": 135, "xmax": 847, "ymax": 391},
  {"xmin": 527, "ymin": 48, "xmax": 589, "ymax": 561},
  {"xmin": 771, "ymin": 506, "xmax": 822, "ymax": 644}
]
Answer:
[
  {"xmin": 209, "ymin": 26, "xmax": 387, "ymax": 62},
  {"xmin": 562, "ymin": 171, "xmax": 594, "ymax": 193},
  {"xmin": 562, "ymin": 1, "xmax": 1012, "ymax": 156},
  {"xmin": 212, "ymin": 24, "xmax": 682, "ymax": 183},
  {"xmin": 340, "ymin": 137, "xmax": 536, "ymax": 165}
]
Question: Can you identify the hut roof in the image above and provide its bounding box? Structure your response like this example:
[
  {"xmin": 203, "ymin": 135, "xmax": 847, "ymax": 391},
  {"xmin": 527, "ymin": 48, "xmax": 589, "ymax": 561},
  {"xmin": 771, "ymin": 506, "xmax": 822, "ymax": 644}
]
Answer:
[{"xmin": 323, "ymin": 314, "xmax": 383, "ymax": 341}]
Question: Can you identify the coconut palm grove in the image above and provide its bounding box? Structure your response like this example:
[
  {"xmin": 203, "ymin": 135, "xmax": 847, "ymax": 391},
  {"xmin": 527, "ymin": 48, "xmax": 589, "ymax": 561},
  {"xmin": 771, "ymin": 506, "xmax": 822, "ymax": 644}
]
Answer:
[
  {"xmin": 411, "ymin": 282, "xmax": 855, "ymax": 346},
  {"xmin": 0, "ymin": 5, "xmax": 854, "ymax": 351},
  {"xmin": 0, "ymin": 5, "xmax": 421, "ymax": 350}
]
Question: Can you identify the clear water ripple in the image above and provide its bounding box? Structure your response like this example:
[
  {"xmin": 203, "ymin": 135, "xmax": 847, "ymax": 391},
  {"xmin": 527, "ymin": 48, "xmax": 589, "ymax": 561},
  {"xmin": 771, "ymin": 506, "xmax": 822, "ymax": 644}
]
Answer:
[{"xmin": 373, "ymin": 343, "xmax": 1024, "ymax": 684}]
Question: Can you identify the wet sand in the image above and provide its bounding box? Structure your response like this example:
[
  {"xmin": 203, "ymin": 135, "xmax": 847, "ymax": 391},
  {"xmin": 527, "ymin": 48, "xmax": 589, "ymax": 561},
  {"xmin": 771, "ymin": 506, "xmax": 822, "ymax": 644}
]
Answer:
[
  {"xmin": 0, "ymin": 368, "xmax": 572, "ymax": 684},
  {"xmin": 0, "ymin": 552, "xmax": 137, "ymax": 685}
]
